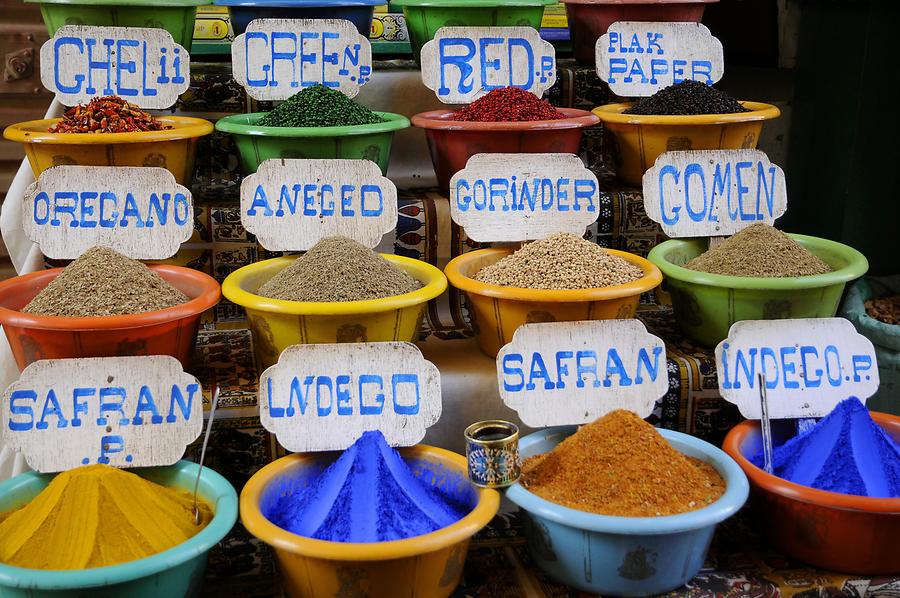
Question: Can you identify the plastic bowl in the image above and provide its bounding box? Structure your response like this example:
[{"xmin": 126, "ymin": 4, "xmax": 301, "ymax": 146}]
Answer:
[
  {"xmin": 214, "ymin": 112, "xmax": 409, "ymax": 176},
  {"xmin": 222, "ymin": 254, "xmax": 447, "ymax": 370},
  {"xmin": 562, "ymin": 0, "xmax": 717, "ymax": 65},
  {"xmin": 723, "ymin": 413, "xmax": 900, "ymax": 575},
  {"xmin": 26, "ymin": 0, "xmax": 208, "ymax": 50},
  {"xmin": 0, "ymin": 460, "xmax": 238, "ymax": 598},
  {"xmin": 215, "ymin": 0, "xmax": 381, "ymax": 35},
  {"xmin": 592, "ymin": 101, "xmax": 780, "ymax": 186},
  {"xmin": 0, "ymin": 265, "xmax": 221, "ymax": 371},
  {"xmin": 647, "ymin": 234, "xmax": 869, "ymax": 348},
  {"xmin": 444, "ymin": 247, "xmax": 661, "ymax": 357},
  {"xmin": 240, "ymin": 444, "xmax": 500, "ymax": 598},
  {"xmin": 3, "ymin": 116, "xmax": 213, "ymax": 184},
  {"xmin": 391, "ymin": 0, "xmax": 555, "ymax": 62},
  {"xmin": 507, "ymin": 426, "xmax": 748, "ymax": 596},
  {"xmin": 411, "ymin": 109, "xmax": 600, "ymax": 192}
]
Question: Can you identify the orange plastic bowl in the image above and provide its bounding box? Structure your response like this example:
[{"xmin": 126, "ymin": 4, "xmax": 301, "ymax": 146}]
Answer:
[
  {"xmin": 411, "ymin": 109, "xmax": 600, "ymax": 192},
  {"xmin": 723, "ymin": 413, "xmax": 900, "ymax": 575},
  {"xmin": 0, "ymin": 265, "xmax": 220, "ymax": 371}
]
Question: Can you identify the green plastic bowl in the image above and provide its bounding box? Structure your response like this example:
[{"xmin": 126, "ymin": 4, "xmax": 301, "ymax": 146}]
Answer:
[
  {"xmin": 214, "ymin": 111, "xmax": 410, "ymax": 175},
  {"xmin": 26, "ymin": 0, "xmax": 208, "ymax": 50},
  {"xmin": 647, "ymin": 234, "xmax": 869, "ymax": 348},
  {"xmin": 391, "ymin": 0, "xmax": 555, "ymax": 62},
  {"xmin": 0, "ymin": 460, "xmax": 238, "ymax": 597}
]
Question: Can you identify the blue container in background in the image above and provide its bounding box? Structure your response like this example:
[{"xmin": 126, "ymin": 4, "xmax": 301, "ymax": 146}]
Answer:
[
  {"xmin": 215, "ymin": 0, "xmax": 384, "ymax": 35},
  {"xmin": 506, "ymin": 426, "xmax": 749, "ymax": 597}
]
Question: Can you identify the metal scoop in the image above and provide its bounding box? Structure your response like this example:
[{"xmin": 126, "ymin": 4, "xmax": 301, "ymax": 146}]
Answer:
[
  {"xmin": 192, "ymin": 385, "xmax": 219, "ymax": 525},
  {"xmin": 758, "ymin": 373, "xmax": 774, "ymax": 474}
]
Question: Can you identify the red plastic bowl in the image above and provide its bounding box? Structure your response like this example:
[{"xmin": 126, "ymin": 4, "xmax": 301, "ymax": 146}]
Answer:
[
  {"xmin": 411, "ymin": 108, "xmax": 600, "ymax": 192},
  {"xmin": 0, "ymin": 266, "xmax": 221, "ymax": 371},
  {"xmin": 562, "ymin": 0, "xmax": 718, "ymax": 65},
  {"xmin": 723, "ymin": 413, "xmax": 900, "ymax": 575}
]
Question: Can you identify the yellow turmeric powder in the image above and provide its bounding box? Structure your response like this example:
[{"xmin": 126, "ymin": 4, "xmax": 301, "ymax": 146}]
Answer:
[{"xmin": 0, "ymin": 464, "xmax": 213, "ymax": 570}]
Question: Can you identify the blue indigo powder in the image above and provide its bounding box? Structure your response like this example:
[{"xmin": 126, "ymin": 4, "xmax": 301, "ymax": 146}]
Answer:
[
  {"xmin": 752, "ymin": 397, "xmax": 900, "ymax": 497},
  {"xmin": 265, "ymin": 431, "xmax": 473, "ymax": 542}
]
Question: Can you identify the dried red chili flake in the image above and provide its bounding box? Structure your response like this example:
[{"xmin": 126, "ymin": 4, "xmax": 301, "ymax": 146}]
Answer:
[
  {"xmin": 49, "ymin": 96, "xmax": 172, "ymax": 134},
  {"xmin": 451, "ymin": 87, "xmax": 567, "ymax": 122}
]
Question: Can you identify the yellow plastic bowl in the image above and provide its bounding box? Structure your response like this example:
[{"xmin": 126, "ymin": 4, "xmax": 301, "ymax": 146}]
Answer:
[
  {"xmin": 445, "ymin": 247, "xmax": 662, "ymax": 357},
  {"xmin": 592, "ymin": 101, "xmax": 781, "ymax": 186},
  {"xmin": 3, "ymin": 116, "xmax": 214, "ymax": 184},
  {"xmin": 240, "ymin": 445, "xmax": 500, "ymax": 598},
  {"xmin": 222, "ymin": 254, "xmax": 448, "ymax": 370}
]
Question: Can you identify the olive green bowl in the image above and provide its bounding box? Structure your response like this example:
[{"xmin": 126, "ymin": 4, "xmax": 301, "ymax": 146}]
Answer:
[
  {"xmin": 647, "ymin": 234, "xmax": 869, "ymax": 348},
  {"xmin": 214, "ymin": 112, "xmax": 410, "ymax": 175}
]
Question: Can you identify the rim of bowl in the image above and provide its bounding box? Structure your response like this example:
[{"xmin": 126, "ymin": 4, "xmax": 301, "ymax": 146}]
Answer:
[
  {"xmin": 411, "ymin": 108, "xmax": 600, "ymax": 131},
  {"xmin": 723, "ymin": 414, "xmax": 900, "ymax": 513},
  {"xmin": 562, "ymin": 0, "xmax": 716, "ymax": 4},
  {"xmin": 0, "ymin": 265, "xmax": 221, "ymax": 330},
  {"xmin": 647, "ymin": 234, "xmax": 869, "ymax": 291},
  {"xmin": 393, "ymin": 0, "xmax": 554, "ymax": 6},
  {"xmin": 592, "ymin": 101, "xmax": 781, "ymax": 125},
  {"xmin": 216, "ymin": 0, "xmax": 380, "ymax": 4},
  {"xmin": 222, "ymin": 254, "xmax": 448, "ymax": 315},
  {"xmin": 444, "ymin": 247, "xmax": 662, "ymax": 302},
  {"xmin": 0, "ymin": 460, "xmax": 238, "ymax": 589},
  {"xmin": 214, "ymin": 111, "xmax": 410, "ymax": 137},
  {"xmin": 3, "ymin": 116, "xmax": 214, "ymax": 144},
  {"xmin": 26, "ymin": 0, "xmax": 208, "ymax": 4},
  {"xmin": 239, "ymin": 444, "xmax": 501, "ymax": 560},
  {"xmin": 506, "ymin": 426, "xmax": 750, "ymax": 535}
]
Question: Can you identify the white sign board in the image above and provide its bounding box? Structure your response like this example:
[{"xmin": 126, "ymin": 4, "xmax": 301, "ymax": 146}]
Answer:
[
  {"xmin": 241, "ymin": 159, "xmax": 397, "ymax": 251},
  {"xmin": 24, "ymin": 166, "xmax": 193, "ymax": 260},
  {"xmin": 642, "ymin": 150, "xmax": 787, "ymax": 238},
  {"xmin": 1, "ymin": 356, "xmax": 202, "ymax": 473},
  {"xmin": 449, "ymin": 153, "xmax": 599, "ymax": 242},
  {"xmin": 41, "ymin": 26, "xmax": 189, "ymax": 109},
  {"xmin": 421, "ymin": 27, "xmax": 556, "ymax": 104},
  {"xmin": 260, "ymin": 342, "xmax": 441, "ymax": 452},
  {"xmin": 497, "ymin": 320, "xmax": 668, "ymax": 427},
  {"xmin": 596, "ymin": 21, "xmax": 724, "ymax": 97},
  {"xmin": 232, "ymin": 19, "xmax": 372, "ymax": 100},
  {"xmin": 716, "ymin": 318, "xmax": 879, "ymax": 420}
]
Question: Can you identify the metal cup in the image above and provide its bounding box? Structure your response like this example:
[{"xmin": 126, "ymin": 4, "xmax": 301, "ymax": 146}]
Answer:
[{"xmin": 464, "ymin": 420, "xmax": 520, "ymax": 488}]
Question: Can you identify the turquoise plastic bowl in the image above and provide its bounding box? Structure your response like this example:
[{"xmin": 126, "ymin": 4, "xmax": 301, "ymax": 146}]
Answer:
[
  {"xmin": 506, "ymin": 426, "xmax": 749, "ymax": 596},
  {"xmin": 0, "ymin": 460, "xmax": 238, "ymax": 597}
]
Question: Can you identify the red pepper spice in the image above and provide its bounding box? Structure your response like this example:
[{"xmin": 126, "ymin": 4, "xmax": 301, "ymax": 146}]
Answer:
[
  {"xmin": 49, "ymin": 96, "xmax": 172, "ymax": 134},
  {"xmin": 451, "ymin": 87, "xmax": 567, "ymax": 122}
]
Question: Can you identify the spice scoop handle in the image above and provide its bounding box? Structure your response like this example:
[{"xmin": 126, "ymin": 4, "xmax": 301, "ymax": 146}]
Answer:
[{"xmin": 192, "ymin": 386, "xmax": 219, "ymax": 525}]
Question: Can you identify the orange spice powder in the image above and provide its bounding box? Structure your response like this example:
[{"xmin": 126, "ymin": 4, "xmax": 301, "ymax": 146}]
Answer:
[{"xmin": 520, "ymin": 410, "xmax": 726, "ymax": 517}]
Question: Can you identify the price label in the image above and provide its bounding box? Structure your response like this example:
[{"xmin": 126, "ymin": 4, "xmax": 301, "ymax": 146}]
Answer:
[
  {"xmin": 41, "ymin": 26, "xmax": 189, "ymax": 109},
  {"xmin": 232, "ymin": 19, "xmax": 372, "ymax": 100},
  {"xmin": 1, "ymin": 356, "xmax": 202, "ymax": 473},
  {"xmin": 497, "ymin": 320, "xmax": 668, "ymax": 427},
  {"xmin": 420, "ymin": 27, "xmax": 556, "ymax": 104}
]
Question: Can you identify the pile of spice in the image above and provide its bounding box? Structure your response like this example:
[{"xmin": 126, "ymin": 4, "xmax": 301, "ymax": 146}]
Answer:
[
  {"xmin": 623, "ymin": 81, "xmax": 749, "ymax": 116},
  {"xmin": 49, "ymin": 96, "xmax": 171, "ymax": 133},
  {"xmin": 257, "ymin": 236, "xmax": 420, "ymax": 302},
  {"xmin": 258, "ymin": 85, "xmax": 384, "ymax": 127},
  {"xmin": 751, "ymin": 397, "xmax": 900, "ymax": 498},
  {"xmin": 452, "ymin": 87, "xmax": 566, "ymax": 122},
  {"xmin": 684, "ymin": 223, "xmax": 833, "ymax": 277},
  {"xmin": 264, "ymin": 431, "xmax": 473, "ymax": 542},
  {"xmin": 23, "ymin": 246, "xmax": 189, "ymax": 317},
  {"xmin": 865, "ymin": 294, "xmax": 900, "ymax": 325},
  {"xmin": 474, "ymin": 232, "xmax": 643, "ymax": 290},
  {"xmin": 521, "ymin": 410, "xmax": 726, "ymax": 516},
  {"xmin": 0, "ymin": 464, "xmax": 212, "ymax": 569}
]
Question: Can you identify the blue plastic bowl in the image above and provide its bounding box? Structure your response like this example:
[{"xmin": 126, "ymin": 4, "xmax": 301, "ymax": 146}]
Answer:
[
  {"xmin": 506, "ymin": 426, "xmax": 749, "ymax": 597},
  {"xmin": 0, "ymin": 460, "xmax": 238, "ymax": 598},
  {"xmin": 215, "ymin": 0, "xmax": 383, "ymax": 35}
]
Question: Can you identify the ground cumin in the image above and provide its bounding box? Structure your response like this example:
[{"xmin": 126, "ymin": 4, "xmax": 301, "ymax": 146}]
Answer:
[{"xmin": 520, "ymin": 410, "xmax": 725, "ymax": 517}]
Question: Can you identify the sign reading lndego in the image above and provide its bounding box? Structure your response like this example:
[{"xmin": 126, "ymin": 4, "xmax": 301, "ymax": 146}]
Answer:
[
  {"xmin": 1, "ymin": 356, "xmax": 203, "ymax": 473},
  {"xmin": 259, "ymin": 342, "xmax": 441, "ymax": 452}
]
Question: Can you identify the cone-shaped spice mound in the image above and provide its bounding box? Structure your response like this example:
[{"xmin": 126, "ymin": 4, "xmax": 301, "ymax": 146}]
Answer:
[
  {"xmin": 685, "ymin": 223, "xmax": 832, "ymax": 277},
  {"xmin": 258, "ymin": 84, "xmax": 384, "ymax": 128},
  {"xmin": 23, "ymin": 246, "xmax": 189, "ymax": 317},
  {"xmin": 0, "ymin": 465, "xmax": 212, "ymax": 570},
  {"xmin": 452, "ymin": 87, "xmax": 566, "ymax": 122},
  {"xmin": 521, "ymin": 410, "xmax": 726, "ymax": 516},
  {"xmin": 265, "ymin": 431, "xmax": 472, "ymax": 542},
  {"xmin": 623, "ymin": 80, "xmax": 749, "ymax": 115},
  {"xmin": 752, "ymin": 397, "xmax": 900, "ymax": 497}
]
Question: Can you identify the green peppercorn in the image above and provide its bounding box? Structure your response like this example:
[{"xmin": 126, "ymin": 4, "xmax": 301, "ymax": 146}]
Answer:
[{"xmin": 258, "ymin": 85, "xmax": 385, "ymax": 128}]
